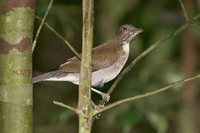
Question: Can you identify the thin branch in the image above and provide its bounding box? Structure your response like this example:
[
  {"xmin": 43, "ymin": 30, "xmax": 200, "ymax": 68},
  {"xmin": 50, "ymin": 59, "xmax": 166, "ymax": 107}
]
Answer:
[
  {"xmin": 99, "ymin": 14, "xmax": 200, "ymax": 106},
  {"xmin": 94, "ymin": 74, "xmax": 200, "ymax": 116},
  {"xmin": 32, "ymin": 0, "xmax": 54, "ymax": 52},
  {"xmin": 35, "ymin": 16, "xmax": 81, "ymax": 60},
  {"xmin": 179, "ymin": 0, "xmax": 189, "ymax": 21},
  {"xmin": 53, "ymin": 100, "xmax": 78, "ymax": 114}
]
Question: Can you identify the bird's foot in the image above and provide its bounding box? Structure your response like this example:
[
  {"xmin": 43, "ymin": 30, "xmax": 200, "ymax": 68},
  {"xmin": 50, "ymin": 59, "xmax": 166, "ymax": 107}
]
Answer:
[
  {"xmin": 101, "ymin": 93, "xmax": 110, "ymax": 102},
  {"xmin": 91, "ymin": 88, "xmax": 111, "ymax": 119}
]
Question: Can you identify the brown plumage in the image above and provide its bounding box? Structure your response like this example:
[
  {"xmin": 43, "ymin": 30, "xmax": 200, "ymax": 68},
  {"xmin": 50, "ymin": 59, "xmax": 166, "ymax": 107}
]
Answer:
[
  {"xmin": 33, "ymin": 24, "xmax": 143, "ymax": 85},
  {"xmin": 59, "ymin": 38, "xmax": 125, "ymax": 73}
]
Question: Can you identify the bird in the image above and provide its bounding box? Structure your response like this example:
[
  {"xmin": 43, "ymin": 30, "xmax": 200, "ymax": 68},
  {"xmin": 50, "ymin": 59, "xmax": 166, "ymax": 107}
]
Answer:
[{"xmin": 33, "ymin": 24, "xmax": 143, "ymax": 100}]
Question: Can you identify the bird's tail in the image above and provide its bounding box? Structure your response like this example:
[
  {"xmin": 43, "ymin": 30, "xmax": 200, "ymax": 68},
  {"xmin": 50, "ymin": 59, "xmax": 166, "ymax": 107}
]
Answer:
[{"xmin": 32, "ymin": 71, "xmax": 65, "ymax": 83}]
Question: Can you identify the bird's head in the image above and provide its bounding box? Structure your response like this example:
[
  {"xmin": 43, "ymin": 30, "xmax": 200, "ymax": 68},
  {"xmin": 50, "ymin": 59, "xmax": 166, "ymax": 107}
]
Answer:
[{"xmin": 115, "ymin": 24, "xmax": 143, "ymax": 44}]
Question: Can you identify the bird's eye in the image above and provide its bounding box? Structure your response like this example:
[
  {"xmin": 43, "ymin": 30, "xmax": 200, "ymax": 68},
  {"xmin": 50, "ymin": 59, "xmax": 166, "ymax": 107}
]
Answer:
[{"xmin": 123, "ymin": 27, "xmax": 128, "ymax": 32}]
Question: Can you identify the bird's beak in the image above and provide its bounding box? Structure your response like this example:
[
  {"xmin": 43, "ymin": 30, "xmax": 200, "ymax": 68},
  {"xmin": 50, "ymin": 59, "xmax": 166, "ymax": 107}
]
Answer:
[
  {"xmin": 136, "ymin": 28, "xmax": 143, "ymax": 34},
  {"xmin": 130, "ymin": 28, "xmax": 143, "ymax": 38},
  {"xmin": 128, "ymin": 28, "xmax": 143, "ymax": 43}
]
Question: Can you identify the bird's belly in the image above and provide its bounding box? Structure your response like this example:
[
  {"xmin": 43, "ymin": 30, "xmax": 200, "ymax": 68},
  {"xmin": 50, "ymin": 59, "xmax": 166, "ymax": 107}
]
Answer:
[
  {"xmin": 92, "ymin": 62, "xmax": 124, "ymax": 86},
  {"xmin": 91, "ymin": 55, "xmax": 128, "ymax": 86}
]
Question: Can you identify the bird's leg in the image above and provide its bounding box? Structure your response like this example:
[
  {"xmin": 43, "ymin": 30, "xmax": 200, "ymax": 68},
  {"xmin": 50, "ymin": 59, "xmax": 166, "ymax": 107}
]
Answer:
[
  {"xmin": 91, "ymin": 87, "xmax": 110, "ymax": 103},
  {"xmin": 90, "ymin": 88, "xmax": 110, "ymax": 119}
]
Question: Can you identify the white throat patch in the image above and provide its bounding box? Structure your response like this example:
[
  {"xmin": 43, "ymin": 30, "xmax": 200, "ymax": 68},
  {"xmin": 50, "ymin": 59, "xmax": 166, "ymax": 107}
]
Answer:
[{"xmin": 122, "ymin": 42, "xmax": 130, "ymax": 54}]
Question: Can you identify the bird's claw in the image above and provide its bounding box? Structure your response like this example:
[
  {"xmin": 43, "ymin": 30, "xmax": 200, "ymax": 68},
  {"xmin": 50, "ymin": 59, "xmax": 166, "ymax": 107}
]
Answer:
[{"xmin": 101, "ymin": 93, "xmax": 110, "ymax": 102}]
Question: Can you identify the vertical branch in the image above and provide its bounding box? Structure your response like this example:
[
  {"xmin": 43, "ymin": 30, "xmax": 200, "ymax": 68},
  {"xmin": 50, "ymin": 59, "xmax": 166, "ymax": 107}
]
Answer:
[
  {"xmin": 0, "ymin": 0, "xmax": 36, "ymax": 133},
  {"xmin": 78, "ymin": 0, "xmax": 94, "ymax": 132}
]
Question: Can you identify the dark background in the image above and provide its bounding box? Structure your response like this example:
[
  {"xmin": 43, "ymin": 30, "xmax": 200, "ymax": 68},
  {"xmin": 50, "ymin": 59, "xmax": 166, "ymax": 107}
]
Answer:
[{"xmin": 33, "ymin": 0, "xmax": 200, "ymax": 133}]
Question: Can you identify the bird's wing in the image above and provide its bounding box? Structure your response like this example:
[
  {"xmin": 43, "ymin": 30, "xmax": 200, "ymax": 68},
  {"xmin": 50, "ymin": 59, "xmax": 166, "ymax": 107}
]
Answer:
[
  {"xmin": 58, "ymin": 56, "xmax": 81, "ymax": 73},
  {"xmin": 91, "ymin": 44, "xmax": 120, "ymax": 71},
  {"xmin": 58, "ymin": 43, "xmax": 122, "ymax": 73}
]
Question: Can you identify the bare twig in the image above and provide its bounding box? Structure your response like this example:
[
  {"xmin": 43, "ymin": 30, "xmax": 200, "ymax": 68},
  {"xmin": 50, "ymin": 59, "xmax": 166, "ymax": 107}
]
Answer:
[
  {"xmin": 99, "ymin": 14, "xmax": 200, "ymax": 106},
  {"xmin": 32, "ymin": 0, "xmax": 54, "ymax": 51},
  {"xmin": 179, "ymin": 0, "xmax": 189, "ymax": 21},
  {"xmin": 94, "ymin": 74, "xmax": 200, "ymax": 115},
  {"xmin": 35, "ymin": 16, "xmax": 81, "ymax": 60},
  {"xmin": 53, "ymin": 100, "xmax": 78, "ymax": 113}
]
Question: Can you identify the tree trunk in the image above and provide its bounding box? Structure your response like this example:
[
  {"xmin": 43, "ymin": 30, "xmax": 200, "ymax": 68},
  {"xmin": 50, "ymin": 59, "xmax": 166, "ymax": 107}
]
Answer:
[{"xmin": 0, "ymin": 0, "xmax": 36, "ymax": 133}]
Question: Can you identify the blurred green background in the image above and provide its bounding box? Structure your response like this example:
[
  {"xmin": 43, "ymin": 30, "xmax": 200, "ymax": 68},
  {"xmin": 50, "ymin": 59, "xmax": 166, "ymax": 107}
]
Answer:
[{"xmin": 33, "ymin": 0, "xmax": 200, "ymax": 133}]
